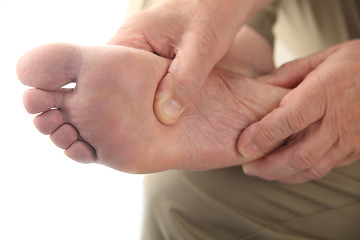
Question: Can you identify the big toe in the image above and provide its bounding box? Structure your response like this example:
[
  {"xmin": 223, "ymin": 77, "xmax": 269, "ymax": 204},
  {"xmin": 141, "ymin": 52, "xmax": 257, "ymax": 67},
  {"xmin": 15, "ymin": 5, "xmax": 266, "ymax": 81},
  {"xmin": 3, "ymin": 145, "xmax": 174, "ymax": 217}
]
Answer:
[{"xmin": 17, "ymin": 43, "xmax": 82, "ymax": 90}]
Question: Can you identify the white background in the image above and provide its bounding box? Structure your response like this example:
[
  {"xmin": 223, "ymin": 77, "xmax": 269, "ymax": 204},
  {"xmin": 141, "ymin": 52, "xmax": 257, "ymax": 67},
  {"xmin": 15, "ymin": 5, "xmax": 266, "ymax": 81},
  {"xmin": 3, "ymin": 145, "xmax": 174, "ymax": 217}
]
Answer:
[
  {"xmin": 0, "ymin": 1, "xmax": 146, "ymax": 239},
  {"xmin": 0, "ymin": 1, "xmax": 298, "ymax": 239}
]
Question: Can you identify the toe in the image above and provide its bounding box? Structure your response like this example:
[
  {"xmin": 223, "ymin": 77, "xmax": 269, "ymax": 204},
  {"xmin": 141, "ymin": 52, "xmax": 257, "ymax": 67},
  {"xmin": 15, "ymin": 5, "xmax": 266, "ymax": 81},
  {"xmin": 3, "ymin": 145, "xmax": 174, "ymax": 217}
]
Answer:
[
  {"xmin": 17, "ymin": 43, "xmax": 82, "ymax": 90},
  {"xmin": 23, "ymin": 88, "xmax": 71, "ymax": 114},
  {"xmin": 65, "ymin": 141, "xmax": 96, "ymax": 164},
  {"xmin": 33, "ymin": 109, "xmax": 64, "ymax": 135},
  {"xmin": 24, "ymin": 89, "xmax": 55, "ymax": 114},
  {"xmin": 23, "ymin": 89, "xmax": 52, "ymax": 114},
  {"xmin": 50, "ymin": 124, "xmax": 79, "ymax": 149}
]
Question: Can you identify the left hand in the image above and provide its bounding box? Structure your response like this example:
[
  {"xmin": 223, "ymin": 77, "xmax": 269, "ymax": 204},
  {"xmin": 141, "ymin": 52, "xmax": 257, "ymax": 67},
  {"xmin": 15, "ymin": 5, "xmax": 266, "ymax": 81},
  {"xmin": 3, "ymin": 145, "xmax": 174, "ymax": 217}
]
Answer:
[
  {"xmin": 237, "ymin": 40, "xmax": 360, "ymax": 184},
  {"xmin": 108, "ymin": 0, "xmax": 273, "ymax": 125}
]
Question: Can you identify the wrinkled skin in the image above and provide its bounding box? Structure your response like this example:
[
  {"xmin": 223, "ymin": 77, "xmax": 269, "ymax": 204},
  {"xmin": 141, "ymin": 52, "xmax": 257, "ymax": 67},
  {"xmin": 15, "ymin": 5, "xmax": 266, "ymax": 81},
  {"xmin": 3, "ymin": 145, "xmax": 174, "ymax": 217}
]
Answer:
[
  {"xmin": 108, "ymin": 0, "xmax": 273, "ymax": 125},
  {"xmin": 17, "ymin": 43, "xmax": 287, "ymax": 173},
  {"xmin": 238, "ymin": 40, "xmax": 360, "ymax": 184}
]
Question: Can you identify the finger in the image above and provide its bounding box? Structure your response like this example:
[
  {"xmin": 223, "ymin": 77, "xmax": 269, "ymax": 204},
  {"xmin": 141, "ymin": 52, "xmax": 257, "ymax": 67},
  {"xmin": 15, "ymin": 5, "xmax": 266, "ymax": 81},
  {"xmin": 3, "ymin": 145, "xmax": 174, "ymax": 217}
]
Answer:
[
  {"xmin": 242, "ymin": 122, "xmax": 336, "ymax": 181},
  {"xmin": 259, "ymin": 45, "xmax": 339, "ymax": 88},
  {"xmin": 106, "ymin": 11, "xmax": 158, "ymax": 53},
  {"xmin": 278, "ymin": 146, "xmax": 342, "ymax": 184},
  {"xmin": 238, "ymin": 76, "xmax": 327, "ymax": 160},
  {"xmin": 154, "ymin": 36, "xmax": 219, "ymax": 125},
  {"xmin": 107, "ymin": 28, "xmax": 154, "ymax": 52}
]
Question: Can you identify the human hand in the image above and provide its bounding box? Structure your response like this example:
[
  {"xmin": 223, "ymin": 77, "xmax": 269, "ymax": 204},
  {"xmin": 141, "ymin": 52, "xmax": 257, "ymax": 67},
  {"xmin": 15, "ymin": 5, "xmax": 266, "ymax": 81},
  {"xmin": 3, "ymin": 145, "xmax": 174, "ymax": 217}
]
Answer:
[
  {"xmin": 237, "ymin": 40, "xmax": 360, "ymax": 184},
  {"xmin": 108, "ymin": 0, "xmax": 272, "ymax": 125}
]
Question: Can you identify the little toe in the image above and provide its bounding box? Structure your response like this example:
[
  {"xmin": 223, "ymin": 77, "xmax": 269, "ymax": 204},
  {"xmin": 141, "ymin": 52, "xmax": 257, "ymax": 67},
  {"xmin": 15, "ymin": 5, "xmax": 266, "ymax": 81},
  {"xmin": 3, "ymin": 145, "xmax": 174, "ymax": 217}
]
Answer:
[
  {"xmin": 17, "ymin": 43, "xmax": 82, "ymax": 90},
  {"xmin": 33, "ymin": 109, "xmax": 64, "ymax": 135},
  {"xmin": 65, "ymin": 141, "xmax": 96, "ymax": 164},
  {"xmin": 50, "ymin": 124, "xmax": 79, "ymax": 149}
]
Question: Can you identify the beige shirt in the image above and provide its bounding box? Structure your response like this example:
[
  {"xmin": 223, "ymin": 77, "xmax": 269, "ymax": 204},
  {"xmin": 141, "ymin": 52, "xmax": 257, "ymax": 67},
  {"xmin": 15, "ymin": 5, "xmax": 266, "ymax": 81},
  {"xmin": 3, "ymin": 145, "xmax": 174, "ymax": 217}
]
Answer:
[
  {"xmin": 127, "ymin": 0, "xmax": 360, "ymax": 59},
  {"xmin": 252, "ymin": 0, "xmax": 360, "ymax": 58}
]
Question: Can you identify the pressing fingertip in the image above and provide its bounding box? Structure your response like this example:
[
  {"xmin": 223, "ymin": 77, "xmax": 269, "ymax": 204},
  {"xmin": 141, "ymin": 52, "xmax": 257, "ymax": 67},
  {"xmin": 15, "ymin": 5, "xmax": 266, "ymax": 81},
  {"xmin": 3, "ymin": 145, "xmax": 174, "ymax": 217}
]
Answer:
[
  {"xmin": 255, "ymin": 75, "xmax": 269, "ymax": 82},
  {"xmin": 154, "ymin": 93, "xmax": 183, "ymax": 125},
  {"xmin": 238, "ymin": 143, "xmax": 260, "ymax": 160},
  {"xmin": 242, "ymin": 164, "xmax": 257, "ymax": 176},
  {"xmin": 162, "ymin": 98, "xmax": 182, "ymax": 120}
]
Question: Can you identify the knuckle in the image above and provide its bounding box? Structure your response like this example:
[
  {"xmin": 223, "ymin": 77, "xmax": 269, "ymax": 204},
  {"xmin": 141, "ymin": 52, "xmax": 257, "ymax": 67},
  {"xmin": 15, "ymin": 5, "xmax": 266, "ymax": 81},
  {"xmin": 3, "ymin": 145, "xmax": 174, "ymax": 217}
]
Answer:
[
  {"xmin": 291, "ymin": 148, "xmax": 314, "ymax": 170},
  {"xmin": 307, "ymin": 165, "xmax": 329, "ymax": 180},
  {"xmin": 279, "ymin": 57, "xmax": 311, "ymax": 74},
  {"xmin": 279, "ymin": 61, "xmax": 297, "ymax": 73},
  {"xmin": 169, "ymin": 68, "xmax": 204, "ymax": 104},
  {"xmin": 257, "ymin": 124, "xmax": 282, "ymax": 147},
  {"xmin": 191, "ymin": 27, "xmax": 217, "ymax": 54},
  {"xmin": 285, "ymin": 108, "xmax": 307, "ymax": 133},
  {"xmin": 172, "ymin": 76, "xmax": 198, "ymax": 102}
]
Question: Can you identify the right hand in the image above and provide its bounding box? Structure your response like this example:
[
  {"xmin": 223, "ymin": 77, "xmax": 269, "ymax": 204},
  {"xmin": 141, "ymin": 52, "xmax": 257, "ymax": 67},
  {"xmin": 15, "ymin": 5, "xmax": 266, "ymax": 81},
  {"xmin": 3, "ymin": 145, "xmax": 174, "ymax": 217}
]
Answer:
[{"xmin": 108, "ymin": 0, "xmax": 272, "ymax": 125}]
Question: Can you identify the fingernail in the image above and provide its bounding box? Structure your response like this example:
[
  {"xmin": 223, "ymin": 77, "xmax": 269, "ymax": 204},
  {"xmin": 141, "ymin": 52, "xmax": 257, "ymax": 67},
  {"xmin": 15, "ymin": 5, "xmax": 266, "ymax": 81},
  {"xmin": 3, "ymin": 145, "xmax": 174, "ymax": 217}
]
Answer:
[
  {"xmin": 255, "ymin": 76, "xmax": 266, "ymax": 82},
  {"xmin": 239, "ymin": 143, "xmax": 259, "ymax": 159},
  {"xmin": 243, "ymin": 164, "xmax": 257, "ymax": 176},
  {"xmin": 255, "ymin": 74, "xmax": 271, "ymax": 83},
  {"xmin": 162, "ymin": 98, "xmax": 182, "ymax": 121}
]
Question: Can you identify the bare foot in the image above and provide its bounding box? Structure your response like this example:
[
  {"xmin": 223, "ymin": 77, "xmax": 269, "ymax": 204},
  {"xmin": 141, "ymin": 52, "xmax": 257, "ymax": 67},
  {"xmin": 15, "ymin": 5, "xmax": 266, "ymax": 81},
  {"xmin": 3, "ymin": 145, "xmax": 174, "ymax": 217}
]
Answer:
[{"xmin": 17, "ymin": 43, "xmax": 288, "ymax": 173}]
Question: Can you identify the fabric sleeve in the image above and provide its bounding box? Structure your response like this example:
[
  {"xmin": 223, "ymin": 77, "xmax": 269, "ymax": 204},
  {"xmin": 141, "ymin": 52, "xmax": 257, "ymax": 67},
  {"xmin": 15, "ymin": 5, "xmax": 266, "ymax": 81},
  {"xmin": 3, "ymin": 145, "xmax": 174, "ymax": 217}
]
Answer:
[
  {"xmin": 246, "ymin": 2, "xmax": 278, "ymax": 47},
  {"xmin": 127, "ymin": 0, "xmax": 278, "ymax": 47}
]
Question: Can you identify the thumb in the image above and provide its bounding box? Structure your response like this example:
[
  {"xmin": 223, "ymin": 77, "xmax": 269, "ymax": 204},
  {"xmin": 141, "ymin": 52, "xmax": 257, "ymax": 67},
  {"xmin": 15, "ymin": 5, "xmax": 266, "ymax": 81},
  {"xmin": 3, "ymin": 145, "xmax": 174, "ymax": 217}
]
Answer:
[
  {"xmin": 106, "ymin": 28, "xmax": 154, "ymax": 52},
  {"xmin": 237, "ymin": 79, "xmax": 326, "ymax": 160},
  {"xmin": 154, "ymin": 38, "xmax": 219, "ymax": 125},
  {"xmin": 259, "ymin": 45, "xmax": 338, "ymax": 88}
]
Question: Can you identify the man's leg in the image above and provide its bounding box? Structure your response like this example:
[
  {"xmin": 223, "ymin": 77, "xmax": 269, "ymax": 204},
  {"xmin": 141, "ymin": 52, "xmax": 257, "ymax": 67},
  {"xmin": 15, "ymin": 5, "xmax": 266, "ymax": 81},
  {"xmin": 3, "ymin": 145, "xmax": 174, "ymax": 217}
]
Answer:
[{"xmin": 142, "ymin": 163, "xmax": 360, "ymax": 240}]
